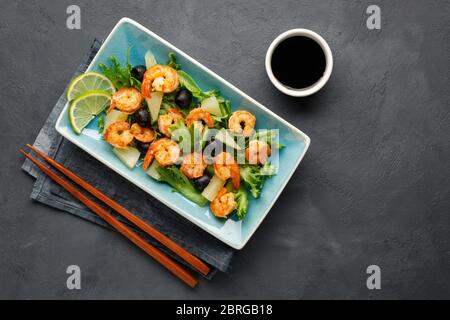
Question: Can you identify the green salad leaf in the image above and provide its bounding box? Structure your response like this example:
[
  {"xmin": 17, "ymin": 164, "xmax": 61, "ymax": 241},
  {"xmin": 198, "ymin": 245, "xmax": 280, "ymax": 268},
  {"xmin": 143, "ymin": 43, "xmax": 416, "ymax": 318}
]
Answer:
[
  {"xmin": 169, "ymin": 118, "xmax": 206, "ymax": 152},
  {"xmin": 252, "ymin": 129, "xmax": 286, "ymax": 149},
  {"xmin": 167, "ymin": 52, "xmax": 181, "ymax": 70},
  {"xmin": 211, "ymin": 96, "xmax": 232, "ymax": 127},
  {"xmin": 240, "ymin": 163, "xmax": 277, "ymax": 198},
  {"xmin": 177, "ymin": 70, "xmax": 217, "ymax": 101},
  {"xmin": 234, "ymin": 185, "xmax": 249, "ymax": 220},
  {"xmin": 169, "ymin": 118, "xmax": 191, "ymax": 152},
  {"xmin": 156, "ymin": 165, "xmax": 208, "ymax": 206},
  {"xmin": 217, "ymin": 97, "xmax": 232, "ymax": 118},
  {"xmin": 97, "ymin": 113, "xmax": 105, "ymax": 133},
  {"xmin": 99, "ymin": 47, "xmax": 141, "ymax": 90},
  {"xmin": 206, "ymin": 164, "xmax": 215, "ymax": 177},
  {"xmin": 224, "ymin": 181, "xmax": 249, "ymax": 221}
]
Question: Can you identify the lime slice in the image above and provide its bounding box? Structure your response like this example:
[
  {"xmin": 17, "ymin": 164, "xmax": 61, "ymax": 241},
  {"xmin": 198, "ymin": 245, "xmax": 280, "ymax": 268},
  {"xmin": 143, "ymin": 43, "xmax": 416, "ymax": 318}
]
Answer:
[
  {"xmin": 69, "ymin": 91, "xmax": 111, "ymax": 134},
  {"xmin": 66, "ymin": 72, "xmax": 115, "ymax": 101}
]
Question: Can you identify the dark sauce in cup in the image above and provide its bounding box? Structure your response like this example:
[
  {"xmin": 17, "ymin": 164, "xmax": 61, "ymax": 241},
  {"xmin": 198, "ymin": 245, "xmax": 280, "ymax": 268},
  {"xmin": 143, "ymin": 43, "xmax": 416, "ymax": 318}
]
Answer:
[{"xmin": 271, "ymin": 36, "xmax": 326, "ymax": 89}]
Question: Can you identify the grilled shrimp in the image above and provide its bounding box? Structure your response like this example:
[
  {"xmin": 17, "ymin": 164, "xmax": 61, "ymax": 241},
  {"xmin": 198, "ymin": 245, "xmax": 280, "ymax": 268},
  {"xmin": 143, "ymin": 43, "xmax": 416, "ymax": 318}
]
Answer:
[
  {"xmin": 181, "ymin": 153, "xmax": 207, "ymax": 179},
  {"xmin": 104, "ymin": 121, "xmax": 134, "ymax": 149},
  {"xmin": 143, "ymin": 138, "xmax": 180, "ymax": 170},
  {"xmin": 108, "ymin": 87, "xmax": 143, "ymax": 114},
  {"xmin": 245, "ymin": 140, "xmax": 271, "ymax": 165},
  {"xmin": 214, "ymin": 152, "xmax": 240, "ymax": 189},
  {"xmin": 185, "ymin": 107, "xmax": 214, "ymax": 128},
  {"xmin": 210, "ymin": 187, "xmax": 237, "ymax": 218},
  {"xmin": 142, "ymin": 65, "xmax": 179, "ymax": 97},
  {"xmin": 228, "ymin": 111, "xmax": 256, "ymax": 137},
  {"xmin": 158, "ymin": 108, "xmax": 184, "ymax": 137},
  {"xmin": 130, "ymin": 123, "xmax": 155, "ymax": 143}
]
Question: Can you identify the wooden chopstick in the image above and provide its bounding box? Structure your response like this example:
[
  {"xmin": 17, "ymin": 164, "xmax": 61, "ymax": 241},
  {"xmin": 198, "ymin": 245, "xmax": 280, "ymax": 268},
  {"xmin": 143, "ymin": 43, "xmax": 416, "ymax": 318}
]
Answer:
[
  {"xmin": 20, "ymin": 149, "xmax": 198, "ymax": 288},
  {"xmin": 26, "ymin": 144, "xmax": 210, "ymax": 277}
]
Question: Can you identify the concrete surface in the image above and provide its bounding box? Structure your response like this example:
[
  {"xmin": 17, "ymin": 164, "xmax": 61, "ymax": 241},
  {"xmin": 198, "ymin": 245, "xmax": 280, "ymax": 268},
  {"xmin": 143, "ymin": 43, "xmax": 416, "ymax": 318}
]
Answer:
[{"xmin": 0, "ymin": 0, "xmax": 449, "ymax": 299}]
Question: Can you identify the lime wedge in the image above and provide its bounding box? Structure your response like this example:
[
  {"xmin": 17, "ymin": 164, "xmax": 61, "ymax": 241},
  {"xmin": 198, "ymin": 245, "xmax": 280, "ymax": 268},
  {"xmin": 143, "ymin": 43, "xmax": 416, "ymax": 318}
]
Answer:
[
  {"xmin": 69, "ymin": 91, "xmax": 111, "ymax": 134},
  {"xmin": 66, "ymin": 72, "xmax": 115, "ymax": 101}
]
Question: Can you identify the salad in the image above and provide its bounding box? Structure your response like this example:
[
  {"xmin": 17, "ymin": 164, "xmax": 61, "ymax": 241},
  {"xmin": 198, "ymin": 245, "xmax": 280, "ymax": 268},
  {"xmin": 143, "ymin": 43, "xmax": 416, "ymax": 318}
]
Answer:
[{"xmin": 65, "ymin": 49, "xmax": 283, "ymax": 221}]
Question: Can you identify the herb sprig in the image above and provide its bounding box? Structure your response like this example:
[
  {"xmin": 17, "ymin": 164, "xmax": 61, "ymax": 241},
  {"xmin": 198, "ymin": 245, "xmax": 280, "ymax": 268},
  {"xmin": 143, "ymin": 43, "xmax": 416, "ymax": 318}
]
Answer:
[
  {"xmin": 99, "ymin": 47, "xmax": 141, "ymax": 90},
  {"xmin": 167, "ymin": 52, "xmax": 181, "ymax": 70}
]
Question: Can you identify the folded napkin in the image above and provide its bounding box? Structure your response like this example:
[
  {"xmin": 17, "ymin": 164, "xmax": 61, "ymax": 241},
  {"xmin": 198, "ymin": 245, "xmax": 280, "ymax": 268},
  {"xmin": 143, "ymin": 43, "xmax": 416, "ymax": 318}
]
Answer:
[{"xmin": 21, "ymin": 39, "xmax": 234, "ymax": 276}]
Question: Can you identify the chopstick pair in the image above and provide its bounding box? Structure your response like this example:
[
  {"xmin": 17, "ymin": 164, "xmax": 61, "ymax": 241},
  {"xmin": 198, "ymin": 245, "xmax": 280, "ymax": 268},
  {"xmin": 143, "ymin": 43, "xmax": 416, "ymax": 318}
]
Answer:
[{"xmin": 20, "ymin": 144, "xmax": 210, "ymax": 288}]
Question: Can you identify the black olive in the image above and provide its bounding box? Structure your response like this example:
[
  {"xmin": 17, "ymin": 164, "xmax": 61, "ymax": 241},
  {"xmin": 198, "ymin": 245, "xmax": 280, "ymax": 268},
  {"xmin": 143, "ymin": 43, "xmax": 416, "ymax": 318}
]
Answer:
[
  {"xmin": 135, "ymin": 108, "xmax": 150, "ymax": 127},
  {"xmin": 136, "ymin": 141, "xmax": 150, "ymax": 156},
  {"xmin": 194, "ymin": 175, "xmax": 211, "ymax": 191},
  {"xmin": 131, "ymin": 65, "xmax": 146, "ymax": 82},
  {"xmin": 175, "ymin": 88, "xmax": 193, "ymax": 108}
]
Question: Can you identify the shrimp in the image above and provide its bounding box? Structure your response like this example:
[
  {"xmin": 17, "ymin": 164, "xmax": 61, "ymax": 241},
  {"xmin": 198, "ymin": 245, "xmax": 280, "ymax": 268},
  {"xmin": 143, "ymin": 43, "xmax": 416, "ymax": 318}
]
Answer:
[
  {"xmin": 141, "ymin": 65, "xmax": 179, "ymax": 97},
  {"xmin": 245, "ymin": 140, "xmax": 272, "ymax": 165},
  {"xmin": 228, "ymin": 110, "xmax": 256, "ymax": 137},
  {"xmin": 185, "ymin": 107, "xmax": 214, "ymax": 128},
  {"xmin": 181, "ymin": 153, "xmax": 207, "ymax": 179},
  {"xmin": 213, "ymin": 152, "xmax": 240, "ymax": 189},
  {"xmin": 210, "ymin": 187, "xmax": 237, "ymax": 218},
  {"xmin": 158, "ymin": 108, "xmax": 184, "ymax": 137},
  {"xmin": 108, "ymin": 87, "xmax": 143, "ymax": 114},
  {"xmin": 104, "ymin": 121, "xmax": 134, "ymax": 149},
  {"xmin": 130, "ymin": 123, "xmax": 155, "ymax": 143},
  {"xmin": 143, "ymin": 138, "xmax": 180, "ymax": 170}
]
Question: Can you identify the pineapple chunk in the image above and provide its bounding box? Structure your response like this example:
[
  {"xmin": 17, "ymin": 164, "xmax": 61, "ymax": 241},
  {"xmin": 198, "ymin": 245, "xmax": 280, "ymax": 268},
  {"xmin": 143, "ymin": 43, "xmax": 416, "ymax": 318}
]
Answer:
[
  {"xmin": 201, "ymin": 175, "xmax": 226, "ymax": 201},
  {"xmin": 145, "ymin": 92, "xmax": 163, "ymax": 123},
  {"xmin": 146, "ymin": 161, "xmax": 161, "ymax": 180},
  {"xmin": 201, "ymin": 96, "xmax": 221, "ymax": 116},
  {"xmin": 145, "ymin": 51, "xmax": 157, "ymax": 69},
  {"xmin": 112, "ymin": 147, "xmax": 140, "ymax": 169}
]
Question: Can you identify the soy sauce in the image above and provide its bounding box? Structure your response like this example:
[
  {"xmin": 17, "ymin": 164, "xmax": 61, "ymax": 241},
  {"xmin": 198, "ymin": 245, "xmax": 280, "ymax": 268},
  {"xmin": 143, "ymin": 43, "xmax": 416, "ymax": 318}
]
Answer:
[{"xmin": 271, "ymin": 36, "xmax": 326, "ymax": 89}]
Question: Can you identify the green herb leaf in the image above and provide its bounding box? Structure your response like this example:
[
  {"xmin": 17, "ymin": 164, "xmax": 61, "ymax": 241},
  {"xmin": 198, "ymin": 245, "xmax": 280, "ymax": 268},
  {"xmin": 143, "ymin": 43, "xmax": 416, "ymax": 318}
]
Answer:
[
  {"xmin": 156, "ymin": 165, "xmax": 208, "ymax": 206},
  {"xmin": 250, "ymin": 129, "xmax": 285, "ymax": 149},
  {"xmin": 218, "ymin": 99, "xmax": 232, "ymax": 118},
  {"xmin": 234, "ymin": 185, "xmax": 249, "ymax": 220},
  {"xmin": 240, "ymin": 163, "xmax": 277, "ymax": 198},
  {"xmin": 178, "ymin": 70, "xmax": 217, "ymax": 100},
  {"xmin": 97, "ymin": 113, "xmax": 105, "ymax": 133},
  {"xmin": 98, "ymin": 48, "xmax": 142, "ymax": 90},
  {"xmin": 167, "ymin": 52, "xmax": 181, "ymax": 70}
]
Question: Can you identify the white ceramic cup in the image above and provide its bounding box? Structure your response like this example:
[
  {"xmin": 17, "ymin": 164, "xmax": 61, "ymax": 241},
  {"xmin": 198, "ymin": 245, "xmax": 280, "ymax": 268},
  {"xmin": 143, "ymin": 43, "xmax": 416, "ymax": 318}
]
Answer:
[{"xmin": 265, "ymin": 29, "xmax": 333, "ymax": 97}]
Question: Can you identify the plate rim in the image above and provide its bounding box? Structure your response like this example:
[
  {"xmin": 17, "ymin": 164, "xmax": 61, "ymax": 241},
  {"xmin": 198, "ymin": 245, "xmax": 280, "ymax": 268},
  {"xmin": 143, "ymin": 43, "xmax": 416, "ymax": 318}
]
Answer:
[{"xmin": 55, "ymin": 17, "xmax": 311, "ymax": 249}]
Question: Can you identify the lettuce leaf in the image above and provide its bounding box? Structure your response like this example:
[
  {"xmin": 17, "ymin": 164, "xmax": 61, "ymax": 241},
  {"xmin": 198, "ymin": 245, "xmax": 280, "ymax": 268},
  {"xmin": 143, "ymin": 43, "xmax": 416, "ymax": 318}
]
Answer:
[
  {"xmin": 156, "ymin": 165, "xmax": 208, "ymax": 206},
  {"xmin": 177, "ymin": 70, "xmax": 217, "ymax": 101},
  {"xmin": 252, "ymin": 129, "xmax": 286, "ymax": 149},
  {"xmin": 240, "ymin": 163, "xmax": 277, "ymax": 198}
]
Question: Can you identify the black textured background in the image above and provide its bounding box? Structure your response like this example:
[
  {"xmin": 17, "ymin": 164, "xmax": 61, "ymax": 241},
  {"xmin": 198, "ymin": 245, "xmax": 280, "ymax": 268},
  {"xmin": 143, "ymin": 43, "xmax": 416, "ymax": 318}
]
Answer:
[{"xmin": 1, "ymin": 0, "xmax": 449, "ymax": 299}]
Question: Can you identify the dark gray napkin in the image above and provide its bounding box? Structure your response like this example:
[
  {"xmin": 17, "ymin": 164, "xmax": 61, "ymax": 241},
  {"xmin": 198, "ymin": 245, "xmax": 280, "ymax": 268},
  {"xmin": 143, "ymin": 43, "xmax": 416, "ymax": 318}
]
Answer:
[{"xmin": 21, "ymin": 39, "xmax": 234, "ymax": 276}]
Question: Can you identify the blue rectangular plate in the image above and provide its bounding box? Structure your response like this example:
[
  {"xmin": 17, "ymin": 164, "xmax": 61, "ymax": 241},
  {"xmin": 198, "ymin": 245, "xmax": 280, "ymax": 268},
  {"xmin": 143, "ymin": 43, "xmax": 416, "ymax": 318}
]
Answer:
[{"xmin": 56, "ymin": 18, "xmax": 310, "ymax": 249}]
